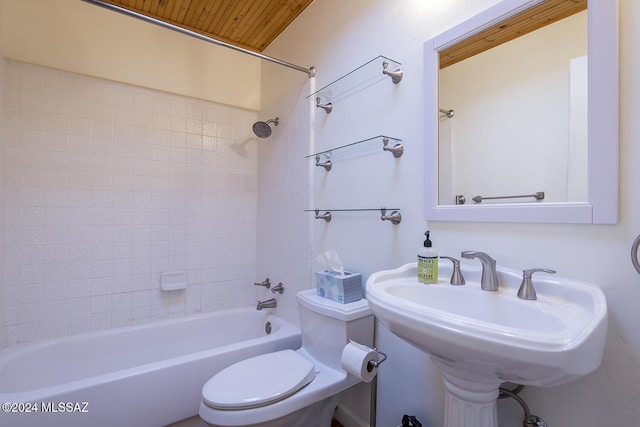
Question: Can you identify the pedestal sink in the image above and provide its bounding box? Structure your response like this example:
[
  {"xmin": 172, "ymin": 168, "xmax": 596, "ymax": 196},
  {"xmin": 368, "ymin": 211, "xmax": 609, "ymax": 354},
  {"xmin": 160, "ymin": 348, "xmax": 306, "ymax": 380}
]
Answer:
[{"xmin": 366, "ymin": 262, "xmax": 607, "ymax": 427}]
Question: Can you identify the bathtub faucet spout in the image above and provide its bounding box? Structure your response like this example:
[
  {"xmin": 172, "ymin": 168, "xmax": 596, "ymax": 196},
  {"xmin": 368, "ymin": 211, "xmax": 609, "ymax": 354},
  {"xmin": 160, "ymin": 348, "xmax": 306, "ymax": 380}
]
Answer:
[{"xmin": 256, "ymin": 298, "xmax": 277, "ymax": 310}]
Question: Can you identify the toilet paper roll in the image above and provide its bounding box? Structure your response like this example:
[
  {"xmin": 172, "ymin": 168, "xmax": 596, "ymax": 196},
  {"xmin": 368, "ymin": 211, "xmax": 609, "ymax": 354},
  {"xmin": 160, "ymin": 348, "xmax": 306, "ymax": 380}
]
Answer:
[{"xmin": 340, "ymin": 340, "xmax": 379, "ymax": 383}]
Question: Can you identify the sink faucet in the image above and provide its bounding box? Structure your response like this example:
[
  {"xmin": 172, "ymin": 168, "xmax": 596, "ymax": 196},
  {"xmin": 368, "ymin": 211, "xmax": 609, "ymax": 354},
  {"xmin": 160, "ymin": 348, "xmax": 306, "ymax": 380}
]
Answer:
[
  {"xmin": 256, "ymin": 298, "xmax": 277, "ymax": 310},
  {"xmin": 460, "ymin": 251, "xmax": 499, "ymax": 291}
]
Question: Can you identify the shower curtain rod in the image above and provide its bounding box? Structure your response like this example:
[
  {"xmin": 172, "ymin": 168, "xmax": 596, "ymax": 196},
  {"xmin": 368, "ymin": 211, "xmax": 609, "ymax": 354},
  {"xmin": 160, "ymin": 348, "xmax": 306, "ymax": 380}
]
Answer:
[{"xmin": 82, "ymin": 0, "xmax": 316, "ymax": 77}]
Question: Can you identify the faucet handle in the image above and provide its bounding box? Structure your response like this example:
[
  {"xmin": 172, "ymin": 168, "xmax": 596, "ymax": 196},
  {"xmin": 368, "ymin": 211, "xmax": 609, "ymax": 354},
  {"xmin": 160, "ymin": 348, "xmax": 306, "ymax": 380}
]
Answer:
[
  {"xmin": 439, "ymin": 256, "xmax": 465, "ymax": 285},
  {"xmin": 254, "ymin": 278, "xmax": 271, "ymax": 289},
  {"xmin": 523, "ymin": 268, "xmax": 557, "ymax": 277},
  {"xmin": 271, "ymin": 282, "xmax": 284, "ymax": 294},
  {"xmin": 518, "ymin": 268, "xmax": 556, "ymax": 300}
]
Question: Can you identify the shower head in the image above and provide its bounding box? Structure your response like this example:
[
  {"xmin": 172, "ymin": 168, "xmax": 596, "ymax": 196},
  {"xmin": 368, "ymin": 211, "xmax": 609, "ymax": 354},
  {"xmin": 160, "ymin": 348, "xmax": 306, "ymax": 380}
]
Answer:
[{"xmin": 252, "ymin": 117, "xmax": 279, "ymax": 138}]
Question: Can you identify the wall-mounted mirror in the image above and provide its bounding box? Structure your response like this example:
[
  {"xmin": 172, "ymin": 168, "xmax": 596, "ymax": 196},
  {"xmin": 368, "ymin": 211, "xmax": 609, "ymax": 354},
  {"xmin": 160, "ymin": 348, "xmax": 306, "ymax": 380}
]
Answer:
[{"xmin": 424, "ymin": 0, "xmax": 618, "ymax": 224}]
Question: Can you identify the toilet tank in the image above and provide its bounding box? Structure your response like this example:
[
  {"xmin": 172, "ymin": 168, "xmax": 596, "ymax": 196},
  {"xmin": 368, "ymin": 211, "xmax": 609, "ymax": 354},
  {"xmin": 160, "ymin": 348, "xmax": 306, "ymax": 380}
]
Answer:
[{"xmin": 296, "ymin": 289, "xmax": 374, "ymax": 368}]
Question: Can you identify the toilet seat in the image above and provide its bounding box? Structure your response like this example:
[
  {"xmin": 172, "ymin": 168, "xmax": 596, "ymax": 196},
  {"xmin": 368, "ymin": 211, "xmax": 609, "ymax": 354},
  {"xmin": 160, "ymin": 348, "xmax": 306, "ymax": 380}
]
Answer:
[{"xmin": 202, "ymin": 349, "xmax": 316, "ymax": 410}]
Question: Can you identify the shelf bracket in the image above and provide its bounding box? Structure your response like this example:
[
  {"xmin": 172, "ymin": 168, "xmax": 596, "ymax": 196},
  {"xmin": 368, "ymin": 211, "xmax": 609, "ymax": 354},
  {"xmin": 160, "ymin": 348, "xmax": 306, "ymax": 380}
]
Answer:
[
  {"xmin": 380, "ymin": 207, "xmax": 402, "ymax": 225},
  {"xmin": 316, "ymin": 97, "xmax": 333, "ymax": 114},
  {"xmin": 314, "ymin": 209, "xmax": 332, "ymax": 222},
  {"xmin": 382, "ymin": 138, "xmax": 404, "ymax": 158},
  {"xmin": 315, "ymin": 155, "xmax": 332, "ymax": 171},
  {"xmin": 382, "ymin": 61, "xmax": 403, "ymax": 84}
]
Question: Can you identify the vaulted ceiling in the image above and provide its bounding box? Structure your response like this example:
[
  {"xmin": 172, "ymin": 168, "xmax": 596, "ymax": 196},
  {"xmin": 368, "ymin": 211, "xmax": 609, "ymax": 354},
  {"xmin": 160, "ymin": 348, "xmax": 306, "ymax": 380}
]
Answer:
[
  {"xmin": 99, "ymin": 0, "xmax": 314, "ymax": 52},
  {"xmin": 94, "ymin": 0, "xmax": 586, "ymax": 66}
]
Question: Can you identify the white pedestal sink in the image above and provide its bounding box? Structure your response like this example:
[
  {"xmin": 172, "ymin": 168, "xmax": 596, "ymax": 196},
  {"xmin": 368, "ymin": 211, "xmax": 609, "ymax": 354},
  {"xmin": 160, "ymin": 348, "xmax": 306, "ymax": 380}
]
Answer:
[{"xmin": 366, "ymin": 262, "xmax": 607, "ymax": 427}]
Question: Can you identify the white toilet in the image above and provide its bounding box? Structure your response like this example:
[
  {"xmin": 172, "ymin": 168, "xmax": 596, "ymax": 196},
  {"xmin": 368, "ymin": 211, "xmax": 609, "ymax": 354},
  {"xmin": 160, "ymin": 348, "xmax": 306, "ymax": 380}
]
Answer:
[{"xmin": 198, "ymin": 289, "xmax": 374, "ymax": 427}]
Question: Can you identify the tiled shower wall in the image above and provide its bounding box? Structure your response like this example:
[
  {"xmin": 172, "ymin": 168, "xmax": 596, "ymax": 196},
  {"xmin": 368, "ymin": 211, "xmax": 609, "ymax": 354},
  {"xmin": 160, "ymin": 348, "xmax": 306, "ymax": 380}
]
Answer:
[{"xmin": 2, "ymin": 60, "xmax": 260, "ymax": 346}]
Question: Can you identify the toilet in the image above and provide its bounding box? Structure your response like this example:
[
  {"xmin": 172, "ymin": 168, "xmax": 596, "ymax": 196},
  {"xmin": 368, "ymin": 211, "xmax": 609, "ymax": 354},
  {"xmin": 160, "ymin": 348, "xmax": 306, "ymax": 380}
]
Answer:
[{"xmin": 198, "ymin": 289, "xmax": 374, "ymax": 427}]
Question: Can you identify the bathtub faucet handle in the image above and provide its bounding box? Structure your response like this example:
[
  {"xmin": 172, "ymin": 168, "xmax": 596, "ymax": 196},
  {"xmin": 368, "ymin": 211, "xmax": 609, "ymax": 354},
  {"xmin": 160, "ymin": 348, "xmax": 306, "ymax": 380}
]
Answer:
[
  {"xmin": 254, "ymin": 278, "xmax": 271, "ymax": 289},
  {"xmin": 271, "ymin": 282, "xmax": 284, "ymax": 294}
]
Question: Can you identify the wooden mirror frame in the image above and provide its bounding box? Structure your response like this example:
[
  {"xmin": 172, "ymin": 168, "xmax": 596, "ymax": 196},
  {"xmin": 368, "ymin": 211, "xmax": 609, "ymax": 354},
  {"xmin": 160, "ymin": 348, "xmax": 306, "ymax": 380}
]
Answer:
[{"xmin": 424, "ymin": 0, "xmax": 618, "ymax": 224}]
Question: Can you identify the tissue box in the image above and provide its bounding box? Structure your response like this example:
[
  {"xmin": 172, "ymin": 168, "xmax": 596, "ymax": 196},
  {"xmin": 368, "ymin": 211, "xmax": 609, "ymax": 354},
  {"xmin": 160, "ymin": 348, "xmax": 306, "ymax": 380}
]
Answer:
[{"xmin": 314, "ymin": 270, "xmax": 363, "ymax": 304}]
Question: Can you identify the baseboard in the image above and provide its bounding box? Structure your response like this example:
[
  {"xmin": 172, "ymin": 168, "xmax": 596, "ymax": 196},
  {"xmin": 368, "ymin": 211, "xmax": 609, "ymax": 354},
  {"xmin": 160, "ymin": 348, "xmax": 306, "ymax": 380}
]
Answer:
[{"xmin": 334, "ymin": 404, "xmax": 369, "ymax": 427}]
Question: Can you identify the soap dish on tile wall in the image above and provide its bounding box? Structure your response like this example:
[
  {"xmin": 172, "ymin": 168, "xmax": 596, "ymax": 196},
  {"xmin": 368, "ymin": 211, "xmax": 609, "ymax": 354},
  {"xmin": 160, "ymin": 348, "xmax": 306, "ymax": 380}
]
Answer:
[{"xmin": 160, "ymin": 271, "xmax": 187, "ymax": 291}]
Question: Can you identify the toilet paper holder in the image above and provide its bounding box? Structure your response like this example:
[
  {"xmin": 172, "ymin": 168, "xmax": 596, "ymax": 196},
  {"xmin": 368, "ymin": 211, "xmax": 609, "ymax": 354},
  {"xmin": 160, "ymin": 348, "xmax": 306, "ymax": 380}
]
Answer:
[{"xmin": 367, "ymin": 348, "xmax": 388, "ymax": 372}]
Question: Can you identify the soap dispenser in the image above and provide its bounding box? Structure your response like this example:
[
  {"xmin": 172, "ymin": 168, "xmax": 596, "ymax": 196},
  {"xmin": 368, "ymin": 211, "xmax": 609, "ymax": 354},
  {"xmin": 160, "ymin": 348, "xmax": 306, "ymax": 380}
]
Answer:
[{"xmin": 418, "ymin": 231, "xmax": 438, "ymax": 284}]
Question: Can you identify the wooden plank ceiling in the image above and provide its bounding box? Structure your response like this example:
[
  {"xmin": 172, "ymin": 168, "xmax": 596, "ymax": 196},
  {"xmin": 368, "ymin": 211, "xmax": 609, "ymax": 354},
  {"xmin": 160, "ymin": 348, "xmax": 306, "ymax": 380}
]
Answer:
[
  {"xmin": 439, "ymin": 0, "xmax": 587, "ymax": 69},
  {"xmin": 101, "ymin": 0, "xmax": 314, "ymax": 52}
]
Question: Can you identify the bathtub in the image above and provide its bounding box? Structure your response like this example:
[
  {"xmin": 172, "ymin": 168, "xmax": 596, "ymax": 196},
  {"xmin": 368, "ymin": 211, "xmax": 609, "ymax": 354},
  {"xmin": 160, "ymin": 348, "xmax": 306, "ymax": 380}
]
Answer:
[{"xmin": 0, "ymin": 308, "xmax": 301, "ymax": 427}]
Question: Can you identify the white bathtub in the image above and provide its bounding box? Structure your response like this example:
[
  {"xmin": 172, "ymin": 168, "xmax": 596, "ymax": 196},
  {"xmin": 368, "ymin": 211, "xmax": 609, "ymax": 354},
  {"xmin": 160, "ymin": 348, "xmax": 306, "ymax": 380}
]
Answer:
[{"xmin": 0, "ymin": 308, "xmax": 301, "ymax": 427}]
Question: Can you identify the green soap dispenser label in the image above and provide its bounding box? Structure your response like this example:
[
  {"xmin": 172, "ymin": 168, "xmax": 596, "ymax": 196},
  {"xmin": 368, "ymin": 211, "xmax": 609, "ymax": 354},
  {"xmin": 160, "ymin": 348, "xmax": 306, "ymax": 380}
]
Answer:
[{"xmin": 418, "ymin": 255, "xmax": 438, "ymax": 284}]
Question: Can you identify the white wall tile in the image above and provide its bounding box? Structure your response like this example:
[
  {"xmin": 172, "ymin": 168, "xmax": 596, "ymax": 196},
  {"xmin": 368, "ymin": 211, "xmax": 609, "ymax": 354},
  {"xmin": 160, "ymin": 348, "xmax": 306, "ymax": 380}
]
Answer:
[{"xmin": 1, "ymin": 61, "xmax": 258, "ymax": 345}]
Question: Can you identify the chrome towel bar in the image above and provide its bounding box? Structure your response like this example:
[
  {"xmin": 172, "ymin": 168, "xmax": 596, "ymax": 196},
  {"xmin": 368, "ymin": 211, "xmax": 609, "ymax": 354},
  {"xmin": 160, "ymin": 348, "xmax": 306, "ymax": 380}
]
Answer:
[{"xmin": 472, "ymin": 192, "xmax": 545, "ymax": 203}]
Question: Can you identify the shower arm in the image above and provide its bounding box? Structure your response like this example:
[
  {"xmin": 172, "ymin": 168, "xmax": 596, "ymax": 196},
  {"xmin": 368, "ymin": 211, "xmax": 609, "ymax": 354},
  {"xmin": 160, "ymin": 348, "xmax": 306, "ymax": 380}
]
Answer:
[{"xmin": 81, "ymin": 0, "xmax": 316, "ymax": 78}]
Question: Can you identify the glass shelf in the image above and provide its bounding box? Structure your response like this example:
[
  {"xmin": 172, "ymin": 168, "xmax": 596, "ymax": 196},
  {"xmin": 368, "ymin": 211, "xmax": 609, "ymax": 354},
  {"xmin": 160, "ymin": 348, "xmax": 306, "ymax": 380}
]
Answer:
[
  {"xmin": 306, "ymin": 135, "xmax": 402, "ymax": 159},
  {"xmin": 304, "ymin": 208, "xmax": 401, "ymax": 212},
  {"xmin": 306, "ymin": 207, "xmax": 402, "ymax": 225},
  {"xmin": 306, "ymin": 55, "xmax": 402, "ymax": 101}
]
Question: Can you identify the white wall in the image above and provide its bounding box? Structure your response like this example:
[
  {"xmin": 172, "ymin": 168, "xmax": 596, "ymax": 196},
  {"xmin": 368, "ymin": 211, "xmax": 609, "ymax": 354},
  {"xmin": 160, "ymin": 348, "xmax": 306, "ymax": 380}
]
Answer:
[
  {"xmin": 2, "ymin": 60, "xmax": 260, "ymax": 344},
  {"xmin": 255, "ymin": 79, "xmax": 312, "ymax": 324},
  {"xmin": 0, "ymin": 0, "xmax": 638, "ymax": 425},
  {"xmin": 0, "ymin": 0, "xmax": 261, "ymax": 110},
  {"xmin": 266, "ymin": 0, "xmax": 640, "ymax": 426}
]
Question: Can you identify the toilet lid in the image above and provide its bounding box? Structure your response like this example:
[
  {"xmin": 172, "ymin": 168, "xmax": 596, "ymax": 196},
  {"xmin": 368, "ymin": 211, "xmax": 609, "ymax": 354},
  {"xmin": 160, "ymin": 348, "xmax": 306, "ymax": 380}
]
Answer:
[{"xmin": 202, "ymin": 349, "xmax": 316, "ymax": 410}]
